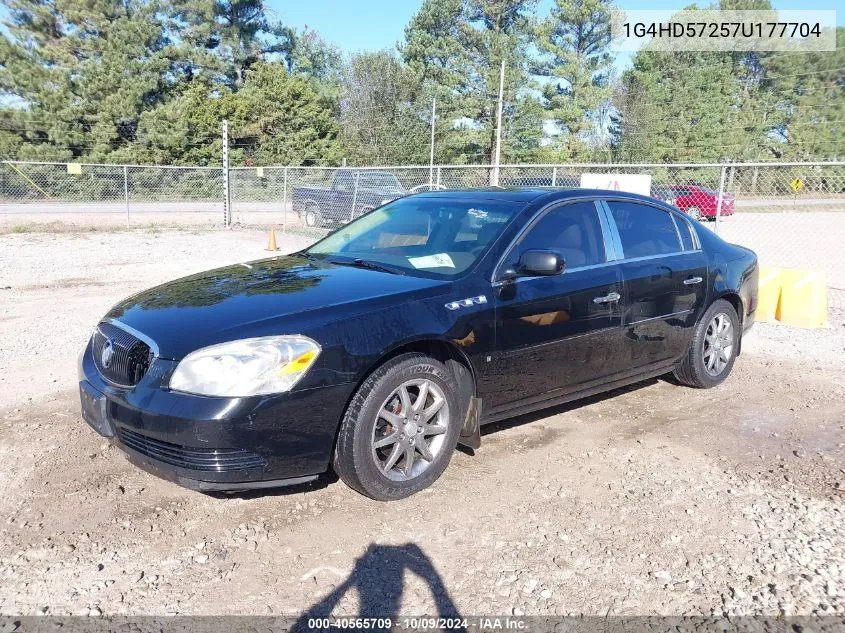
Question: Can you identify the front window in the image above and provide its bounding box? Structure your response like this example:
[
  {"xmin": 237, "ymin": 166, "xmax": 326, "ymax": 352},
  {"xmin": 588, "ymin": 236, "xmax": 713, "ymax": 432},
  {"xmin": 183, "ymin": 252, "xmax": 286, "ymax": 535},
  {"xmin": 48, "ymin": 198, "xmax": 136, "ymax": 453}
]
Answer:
[
  {"xmin": 503, "ymin": 202, "xmax": 606, "ymax": 271},
  {"xmin": 306, "ymin": 197, "xmax": 522, "ymax": 278}
]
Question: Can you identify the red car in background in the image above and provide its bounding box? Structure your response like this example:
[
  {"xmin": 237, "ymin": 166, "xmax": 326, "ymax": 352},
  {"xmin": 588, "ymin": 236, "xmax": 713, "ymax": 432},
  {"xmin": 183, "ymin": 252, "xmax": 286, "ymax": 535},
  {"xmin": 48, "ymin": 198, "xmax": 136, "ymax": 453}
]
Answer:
[{"xmin": 670, "ymin": 185, "xmax": 735, "ymax": 221}]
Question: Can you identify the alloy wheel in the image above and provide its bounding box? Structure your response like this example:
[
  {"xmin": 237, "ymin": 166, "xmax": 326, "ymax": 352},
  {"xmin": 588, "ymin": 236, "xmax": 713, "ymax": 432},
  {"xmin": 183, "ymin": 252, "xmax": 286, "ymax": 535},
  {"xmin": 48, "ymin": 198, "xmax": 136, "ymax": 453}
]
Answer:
[
  {"xmin": 371, "ymin": 379, "xmax": 450, "ymax": 481},
  {"xmin": 703, "ymin": 312, "xmax": 734, "ymax": 376}
]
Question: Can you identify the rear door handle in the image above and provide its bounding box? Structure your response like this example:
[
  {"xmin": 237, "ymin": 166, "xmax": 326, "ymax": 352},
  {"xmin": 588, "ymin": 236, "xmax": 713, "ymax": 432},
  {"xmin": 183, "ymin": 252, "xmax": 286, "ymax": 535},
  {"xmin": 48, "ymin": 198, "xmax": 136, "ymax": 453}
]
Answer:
[
  {"xmin": 593, "ymin": 291, "xmax": 621, "ymax": 304},
  {"xmin": 683, "ymin": 276, "xmax": 703, "ymax": 285}
]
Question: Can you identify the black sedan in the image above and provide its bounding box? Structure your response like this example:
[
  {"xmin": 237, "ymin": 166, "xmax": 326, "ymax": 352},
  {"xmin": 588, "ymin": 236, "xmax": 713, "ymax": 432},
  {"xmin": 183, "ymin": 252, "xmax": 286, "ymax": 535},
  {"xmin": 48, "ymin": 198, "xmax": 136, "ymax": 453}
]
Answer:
[{"xmin": 79, "ymin": 188, "xmax": 758, "ymax": 501}]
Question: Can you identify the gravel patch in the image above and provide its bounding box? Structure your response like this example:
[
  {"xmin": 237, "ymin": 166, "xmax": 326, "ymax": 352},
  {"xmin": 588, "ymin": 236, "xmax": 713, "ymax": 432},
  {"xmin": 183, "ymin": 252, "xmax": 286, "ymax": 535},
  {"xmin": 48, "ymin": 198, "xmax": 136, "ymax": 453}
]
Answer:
[{"xmin": 0, "ymin": 228, "xmax": 842, "ymax": 617}]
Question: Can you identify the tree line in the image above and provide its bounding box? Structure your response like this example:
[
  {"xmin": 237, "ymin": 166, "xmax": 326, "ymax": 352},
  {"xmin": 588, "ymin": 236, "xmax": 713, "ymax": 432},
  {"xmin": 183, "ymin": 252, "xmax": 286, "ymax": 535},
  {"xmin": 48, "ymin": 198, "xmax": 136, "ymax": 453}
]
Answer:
[{"xmin": 0, "ymin": 0, "xmax": 842, "ymax": 167}]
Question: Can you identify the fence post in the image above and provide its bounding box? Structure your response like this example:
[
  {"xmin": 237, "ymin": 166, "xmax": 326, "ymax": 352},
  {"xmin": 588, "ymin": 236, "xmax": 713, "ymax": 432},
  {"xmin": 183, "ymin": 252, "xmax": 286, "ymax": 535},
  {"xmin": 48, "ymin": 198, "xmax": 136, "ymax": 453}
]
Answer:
[
  {"xmin": 123, "ymin": 165, "xmax": 129, "ymax": 227},
  {"xmin": 282, "ymin": 167, "xmax": 288, "ymax": 233},
  {"xmin": 436, "ymin": 166, "xmax": 442, "ymax": 189},
  {"xmin": 714, "ymin": 163, "xmax": 727, "ymax": 235},
  {"xmin": 350, "ymin": 171, "xmax": 359, "ymax": 222},
  {"xmin": 552, "ymin": 167, "xmax": 557, "ymax": 187},
  {"xmin": 222, "ymin": 119, "xmax": 231, "ymax": 228}
]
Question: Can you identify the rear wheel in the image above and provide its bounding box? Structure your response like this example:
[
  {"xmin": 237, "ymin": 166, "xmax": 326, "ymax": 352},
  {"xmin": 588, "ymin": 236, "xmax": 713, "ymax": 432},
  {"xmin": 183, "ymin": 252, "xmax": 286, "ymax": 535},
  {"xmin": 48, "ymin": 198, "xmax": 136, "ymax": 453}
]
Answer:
[
  {"xmin": 674, "ymin": 299, "xmax": 740, "ymax": 388},
  {"xmin": 687, "ymin": 206, "xmax": 703, "ymax": 221},
  {"xmin": 333, "ymin": 353, "xmax": 460, "ymax": 501},
  {"xmin": 304, "ymin": 204, "xmax": 322, "ymax": 227}
]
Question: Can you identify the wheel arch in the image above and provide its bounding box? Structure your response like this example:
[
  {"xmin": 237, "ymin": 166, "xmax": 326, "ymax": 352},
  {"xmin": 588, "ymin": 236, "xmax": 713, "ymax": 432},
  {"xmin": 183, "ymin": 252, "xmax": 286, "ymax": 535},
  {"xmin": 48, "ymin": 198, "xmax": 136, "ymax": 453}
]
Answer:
[
  {"xmin": 347, "ymin": 337, "xmax": 481, "ymax": 450},
  {"xmin": 299, "ymin": 199, "xmax": 321, "ymax": 213},
  {"xmin": 710, "ymin": 290, "xmax": 745, "ymax": 355}
]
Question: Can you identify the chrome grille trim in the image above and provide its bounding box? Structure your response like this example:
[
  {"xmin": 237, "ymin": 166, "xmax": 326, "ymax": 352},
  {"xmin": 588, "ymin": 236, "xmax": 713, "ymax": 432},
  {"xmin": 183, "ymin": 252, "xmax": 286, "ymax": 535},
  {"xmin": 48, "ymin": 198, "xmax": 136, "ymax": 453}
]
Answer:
[{"xmin": 92, "ymin": 322, "xmax": 154, "ymax": 387}]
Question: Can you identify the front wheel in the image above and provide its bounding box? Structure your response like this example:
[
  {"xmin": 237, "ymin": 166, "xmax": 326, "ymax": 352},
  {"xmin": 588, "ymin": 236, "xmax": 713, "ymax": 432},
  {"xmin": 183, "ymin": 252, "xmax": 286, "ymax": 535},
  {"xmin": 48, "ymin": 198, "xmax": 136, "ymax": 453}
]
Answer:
[
  {"xmin": 674, "ymin": 299, "xmax": 740, "ymax": 388},
  {"xmin": 304, "ymin": 203, "xmax": 323, "ymax": 227},
  {"xmin": 333, "ymin": 353, "xmax": 461, "ymax": 501}
]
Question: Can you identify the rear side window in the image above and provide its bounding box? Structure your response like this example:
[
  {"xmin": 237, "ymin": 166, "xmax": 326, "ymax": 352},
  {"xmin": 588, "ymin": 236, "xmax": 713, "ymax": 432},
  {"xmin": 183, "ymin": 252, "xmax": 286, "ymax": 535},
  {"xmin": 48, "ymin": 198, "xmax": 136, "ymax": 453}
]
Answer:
[
  {"xmin": 508, "ymin": 201, "xmax": 605, "ymax": 269},
  {"xmin": 607, "ymin": 201, "xmax": 682, "ymax": 258}
]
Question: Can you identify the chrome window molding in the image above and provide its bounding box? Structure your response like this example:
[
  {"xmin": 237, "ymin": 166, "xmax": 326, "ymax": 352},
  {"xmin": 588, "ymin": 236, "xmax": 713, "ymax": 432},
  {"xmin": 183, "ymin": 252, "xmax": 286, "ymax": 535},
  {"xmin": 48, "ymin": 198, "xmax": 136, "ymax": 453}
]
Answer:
[{"xmin": 597, "ymin": 200, "xmax": 625, "ymax": 262}]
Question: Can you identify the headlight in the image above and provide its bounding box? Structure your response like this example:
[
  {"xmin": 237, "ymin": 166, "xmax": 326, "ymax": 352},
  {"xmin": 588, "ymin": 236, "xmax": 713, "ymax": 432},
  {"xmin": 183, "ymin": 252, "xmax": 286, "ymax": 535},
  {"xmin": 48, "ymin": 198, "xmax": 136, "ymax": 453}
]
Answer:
[{"xmin": 169, "ymin": 336, "xmax": 321, "ymax": 397}]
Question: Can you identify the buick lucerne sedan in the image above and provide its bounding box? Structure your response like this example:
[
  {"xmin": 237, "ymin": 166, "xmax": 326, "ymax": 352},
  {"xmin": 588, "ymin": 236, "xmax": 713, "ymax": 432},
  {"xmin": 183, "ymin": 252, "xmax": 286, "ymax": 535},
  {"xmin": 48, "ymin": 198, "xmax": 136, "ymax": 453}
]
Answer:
[{"xmin": 79, "ymin": 189, "xmax": 758, "ymax": 501}]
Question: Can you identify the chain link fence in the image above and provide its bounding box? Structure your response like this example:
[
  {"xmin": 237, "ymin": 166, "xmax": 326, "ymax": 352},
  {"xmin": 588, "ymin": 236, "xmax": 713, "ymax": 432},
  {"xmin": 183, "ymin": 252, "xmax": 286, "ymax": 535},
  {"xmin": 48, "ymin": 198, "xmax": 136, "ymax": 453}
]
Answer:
[{"xmin": 2, "ymin": 159, "xmax": 843, "ymax": 307}]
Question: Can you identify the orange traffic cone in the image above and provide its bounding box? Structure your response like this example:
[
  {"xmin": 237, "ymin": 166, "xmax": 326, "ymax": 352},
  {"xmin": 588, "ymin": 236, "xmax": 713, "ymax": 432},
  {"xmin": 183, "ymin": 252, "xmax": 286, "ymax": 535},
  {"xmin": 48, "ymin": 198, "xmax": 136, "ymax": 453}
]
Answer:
[{"xmin": 265, "ymin": 227, "xmax": 279, "ymax": 251}]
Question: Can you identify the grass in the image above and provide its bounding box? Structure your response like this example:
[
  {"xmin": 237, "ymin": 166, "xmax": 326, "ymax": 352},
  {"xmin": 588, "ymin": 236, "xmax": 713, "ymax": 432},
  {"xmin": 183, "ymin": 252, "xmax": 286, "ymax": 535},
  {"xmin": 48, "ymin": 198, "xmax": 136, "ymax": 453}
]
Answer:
[
  {"xmin": 0, "ymin": 221, "xmax": 225, "ymax": 235},
  {"xmin": 0, "ymin": 221, "xmax": 127, "ymax": 235}
]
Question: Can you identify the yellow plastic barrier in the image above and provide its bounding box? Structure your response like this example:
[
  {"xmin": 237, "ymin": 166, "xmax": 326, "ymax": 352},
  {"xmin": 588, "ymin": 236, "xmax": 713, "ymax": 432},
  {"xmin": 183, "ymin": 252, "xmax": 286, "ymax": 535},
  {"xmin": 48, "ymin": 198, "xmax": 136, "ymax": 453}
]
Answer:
[
  {"xmin": 776, "ymin": 269, "xmax": 828, "ymax": 329},
  {"xmin": 756, "ymin": 266, "xmax": 782, "ymax": 323}
]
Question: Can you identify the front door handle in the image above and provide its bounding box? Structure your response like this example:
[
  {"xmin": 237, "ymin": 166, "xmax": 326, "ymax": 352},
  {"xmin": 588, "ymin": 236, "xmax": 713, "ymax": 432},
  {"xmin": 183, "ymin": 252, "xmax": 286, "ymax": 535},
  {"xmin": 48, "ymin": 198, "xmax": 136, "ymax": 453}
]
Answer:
[
  {"xmin": 683, "ymin": 276, "xmax": 703, "ymax": 285},
  {"xmin": 593, "ymin": 291, "xmax": 621, "ymax": 304}
]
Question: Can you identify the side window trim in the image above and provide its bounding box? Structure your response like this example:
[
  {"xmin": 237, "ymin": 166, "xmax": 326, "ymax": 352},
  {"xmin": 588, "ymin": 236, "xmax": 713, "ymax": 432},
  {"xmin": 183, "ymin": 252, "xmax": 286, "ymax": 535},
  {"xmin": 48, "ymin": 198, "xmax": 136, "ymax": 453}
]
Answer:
[
  {"xmin": 597, "ymin": 200, "xmax": 624, "ymax": 261},
  {"xmin": 492, "ymin": 198, "xmax": 616, "ymax": 282},
  {"xmin": 677, "ymin": 214, "xmax": 701, "ymax": 250}
]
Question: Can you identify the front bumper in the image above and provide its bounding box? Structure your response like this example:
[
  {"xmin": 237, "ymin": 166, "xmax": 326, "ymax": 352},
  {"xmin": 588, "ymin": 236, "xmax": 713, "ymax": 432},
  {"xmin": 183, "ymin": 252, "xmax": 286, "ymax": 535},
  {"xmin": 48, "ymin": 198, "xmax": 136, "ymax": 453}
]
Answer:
[{"xmin": 79, "ymin": 338, "xmax": 354, "ymax": 491}]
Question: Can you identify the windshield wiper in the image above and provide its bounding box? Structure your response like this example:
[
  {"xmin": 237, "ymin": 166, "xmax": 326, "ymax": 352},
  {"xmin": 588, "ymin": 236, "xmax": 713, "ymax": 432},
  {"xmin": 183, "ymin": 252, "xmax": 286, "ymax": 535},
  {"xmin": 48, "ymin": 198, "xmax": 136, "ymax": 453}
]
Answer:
[
  {"xmin": 327, "ymin": 258, "xmax": 405, "ymax": 275},
  {"xmin": 292, "ymin": 250, "xmax": 317, "ymax": 260}
]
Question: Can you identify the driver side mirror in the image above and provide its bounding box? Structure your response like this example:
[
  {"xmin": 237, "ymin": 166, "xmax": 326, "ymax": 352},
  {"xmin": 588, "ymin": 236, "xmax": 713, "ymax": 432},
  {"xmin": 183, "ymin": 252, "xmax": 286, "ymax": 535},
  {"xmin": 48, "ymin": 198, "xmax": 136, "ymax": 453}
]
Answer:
[{"xmin": 516, "ymin": 250, "xmax": 565, "ymax": 277}]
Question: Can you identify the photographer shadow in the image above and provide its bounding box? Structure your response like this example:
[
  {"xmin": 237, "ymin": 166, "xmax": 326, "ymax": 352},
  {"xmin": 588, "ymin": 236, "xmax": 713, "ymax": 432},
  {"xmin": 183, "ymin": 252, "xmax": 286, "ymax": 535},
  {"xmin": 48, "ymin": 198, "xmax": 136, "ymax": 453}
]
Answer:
[{"xmin": 292, "ymin": 543, "xmax": 463, "ymax": 632}]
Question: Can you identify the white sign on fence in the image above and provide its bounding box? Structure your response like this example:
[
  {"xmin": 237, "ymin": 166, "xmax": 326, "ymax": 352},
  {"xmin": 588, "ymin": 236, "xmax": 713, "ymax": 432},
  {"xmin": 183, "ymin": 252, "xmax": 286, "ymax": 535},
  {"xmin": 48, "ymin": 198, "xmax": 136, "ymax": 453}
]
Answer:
[{"xmin": 580, "ymin": 173, "xmax": 652, "ymax": 196}]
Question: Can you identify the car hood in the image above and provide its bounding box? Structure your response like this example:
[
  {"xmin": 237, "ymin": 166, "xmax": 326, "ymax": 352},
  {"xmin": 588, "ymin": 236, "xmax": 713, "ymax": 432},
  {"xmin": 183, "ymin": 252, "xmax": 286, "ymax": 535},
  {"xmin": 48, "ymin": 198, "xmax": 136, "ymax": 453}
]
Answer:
[{"xmin": 105, "ymin": 255, "xmax": 449, "ymax": 359}]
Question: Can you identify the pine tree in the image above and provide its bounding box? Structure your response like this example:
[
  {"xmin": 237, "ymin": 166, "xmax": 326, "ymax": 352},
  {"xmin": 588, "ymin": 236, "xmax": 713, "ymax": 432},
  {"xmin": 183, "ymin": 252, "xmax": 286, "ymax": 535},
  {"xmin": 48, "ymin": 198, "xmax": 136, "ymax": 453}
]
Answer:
[
  {"xmin": 134, "ymin": 63, "xmax": 342, "ymax": 166},
  {"xmin": 612, "ymin": 16, "xmax": 742, "ymax": 164},
  {"xmin": 166, "ymin": 0, "xmax": 294, "ymax": 89},
  {"xmin": 0, "ymin": 0, "xmax": 171, "ymax": 160},
  {"xmin": 536, "ymin": 0, "xmax": 615, "ymax": 160},
  {"xmin": 760, "ymin": 28, "xmax": 845, "ymax": 161},
  {"xmin": 338, "ymin": 51, "xmax": 431, "ymax": 166},
  {"xmin": 402, "ymin": 0, "xmax": 542, "ymax": 163},
  {"xmin": 230, "ymin": 63, "xmax": 343, "ymax": 166}
]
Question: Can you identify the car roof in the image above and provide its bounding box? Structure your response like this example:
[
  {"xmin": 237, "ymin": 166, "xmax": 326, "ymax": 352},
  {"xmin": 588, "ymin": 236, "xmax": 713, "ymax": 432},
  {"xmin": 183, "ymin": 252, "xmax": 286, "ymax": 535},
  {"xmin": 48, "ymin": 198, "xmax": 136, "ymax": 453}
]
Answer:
[{"xmin": 412, "ymin": 187, "xmax": 668, "ymax": 207}]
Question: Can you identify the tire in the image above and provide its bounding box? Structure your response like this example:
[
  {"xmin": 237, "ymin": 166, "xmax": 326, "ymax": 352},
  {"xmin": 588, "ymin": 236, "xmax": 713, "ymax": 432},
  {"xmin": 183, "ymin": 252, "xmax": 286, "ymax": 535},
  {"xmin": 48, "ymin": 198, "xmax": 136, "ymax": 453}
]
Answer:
[
  {"xmin": 674, "ymin": 299, "xmax": 740, "ymax": 389},
  {"xmin": 687, "ymin": 206, "xmax": 703, "ymax": 221},
  {"xmin": 333, "ymin": 353, "xmax": 461, "ymax": 501},
  {"xmin": 304, "ymin": 204, "xmax": 322, "ymax": 228}
]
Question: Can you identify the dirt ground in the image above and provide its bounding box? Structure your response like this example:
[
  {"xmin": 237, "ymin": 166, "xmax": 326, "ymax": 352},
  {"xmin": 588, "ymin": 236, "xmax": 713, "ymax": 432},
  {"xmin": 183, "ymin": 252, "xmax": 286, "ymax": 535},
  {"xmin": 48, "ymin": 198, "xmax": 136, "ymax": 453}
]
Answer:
[{"xmin": 0, "ymin": 228, "xmax": 843, "ymax": 618}]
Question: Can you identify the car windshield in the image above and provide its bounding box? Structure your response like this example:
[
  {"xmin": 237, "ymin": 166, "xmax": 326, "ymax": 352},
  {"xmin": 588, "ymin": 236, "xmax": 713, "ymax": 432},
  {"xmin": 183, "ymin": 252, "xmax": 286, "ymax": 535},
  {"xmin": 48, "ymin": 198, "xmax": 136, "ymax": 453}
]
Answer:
[{"xmin": 306, "ymin": 196, "xmax": 522, "ymax": 278}]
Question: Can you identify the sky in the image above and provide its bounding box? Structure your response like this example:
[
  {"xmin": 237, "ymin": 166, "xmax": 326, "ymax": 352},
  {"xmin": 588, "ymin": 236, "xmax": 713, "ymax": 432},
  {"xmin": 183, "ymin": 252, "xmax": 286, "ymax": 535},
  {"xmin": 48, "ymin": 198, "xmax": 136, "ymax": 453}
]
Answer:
[{"xmin": 269, "ymin": 0, "xmax": 842, "ymax": 70}]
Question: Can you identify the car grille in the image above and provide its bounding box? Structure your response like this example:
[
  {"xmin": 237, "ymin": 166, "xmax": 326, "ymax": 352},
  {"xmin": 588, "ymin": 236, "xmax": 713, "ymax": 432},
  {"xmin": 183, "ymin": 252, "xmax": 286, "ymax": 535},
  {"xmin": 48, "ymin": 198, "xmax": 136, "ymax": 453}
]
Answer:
[
  {"xmin": 93, "ymin": 322, "xmax": 154, "ymax": 387},
  {"xmin": 118, "ymin": 428, "xmax": 265, "ymax": 472}
]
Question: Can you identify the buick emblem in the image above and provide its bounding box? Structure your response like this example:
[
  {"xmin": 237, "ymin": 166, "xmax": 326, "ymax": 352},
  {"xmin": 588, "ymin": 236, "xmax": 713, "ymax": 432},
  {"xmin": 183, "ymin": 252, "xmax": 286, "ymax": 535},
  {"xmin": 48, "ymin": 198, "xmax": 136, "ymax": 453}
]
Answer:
[{"xmin": 100, "ymin": 339, "xmax": 114, "ymax": 368}]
